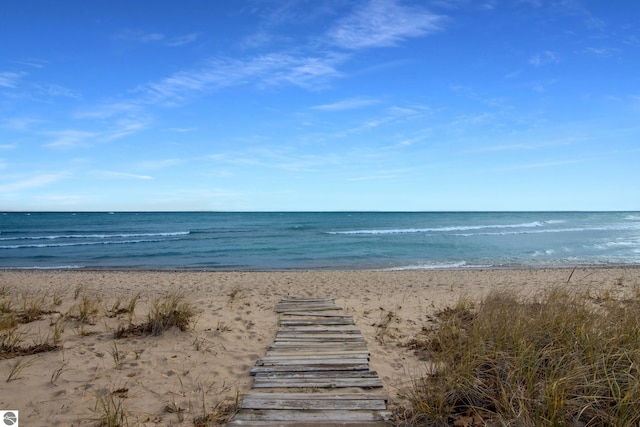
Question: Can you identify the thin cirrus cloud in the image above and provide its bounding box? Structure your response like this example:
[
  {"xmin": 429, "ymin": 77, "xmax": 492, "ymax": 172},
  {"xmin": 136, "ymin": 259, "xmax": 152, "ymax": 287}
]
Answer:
[
  {"xmin": 0, "ymin": 173, "xmax": 67, "ymax": 193},
  {"xmin": 42, "ymin": 118, "xmax": 147, "ymax": 148},
  {"xmin": 114, "ymin": 29, "xmax": 199, "ymax": 46},
  {"xmin": 136, "ymin": 52, "xmax": 346, "ymax": 105},
  {"xmin": 311, "ymin": 98, "xmax": 379, "ymax": 111},
  {"xmin": 528, "ymin": 50, "xmax": 559, "ymax": 67},
  {"xmin": 63, "ymin": 0, "xmax": 444, "ymax": 149},
  {"xmin": 43, "ymin": 130, "xmax": 98, "ymax": 148},
  {"xmin": 326, "ymin": 0, "xmax": 444, "ymax": 49},
  {"xmin": 128, "ymin": 1, "xmax": 443, "ymax": 105},
  {"xmin": 95, "ymin": 171, "xmax": 153, "ymax": 180},
  {"xmin": 0, "ymin": 71, "xmax": 26, "ymax": 88}
]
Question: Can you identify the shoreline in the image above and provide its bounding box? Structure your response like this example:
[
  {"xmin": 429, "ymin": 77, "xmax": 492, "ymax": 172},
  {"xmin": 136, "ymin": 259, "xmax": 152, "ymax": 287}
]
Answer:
[
  {"xmin": 2, "ymin": 267, "xmax": 640, "ymax": 425},
  {"xmin": 3, "ymin": 262, "xmax": 640, "ymax": 272}
]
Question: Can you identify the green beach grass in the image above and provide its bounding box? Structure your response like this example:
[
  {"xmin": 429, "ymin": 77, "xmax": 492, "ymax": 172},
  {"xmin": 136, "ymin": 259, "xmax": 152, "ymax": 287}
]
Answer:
[{"xmin": 402, "ymin": 284, "xmax": 640, "ymax": 426}]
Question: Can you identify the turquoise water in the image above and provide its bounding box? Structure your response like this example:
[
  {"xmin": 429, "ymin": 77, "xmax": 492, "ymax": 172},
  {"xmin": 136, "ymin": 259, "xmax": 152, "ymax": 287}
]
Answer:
[{"xmin": 1, "ymin": 211, "xmax": 639, "ymax": 270}]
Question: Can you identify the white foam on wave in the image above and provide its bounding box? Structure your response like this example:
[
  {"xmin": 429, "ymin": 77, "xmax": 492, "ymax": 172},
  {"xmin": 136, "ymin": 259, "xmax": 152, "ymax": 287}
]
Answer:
[
  {"xmin": 381, "ymin": 261, "xmax": 493, "ymax": 271},
  {"xmin": 329, "ymin": 221, "xmax": 544, "ymax": 235},
  {"xmin": 0, "ymin": 238, "xmax": 166, "ymax": 249},
  {"xmin": 2, "ymin": 265, "xmax": 83, "ymax": 270},
  {"xmin": 454, "ymin": 223, "xmax": 640, "ymax": 237},
  {"xmin": 593, "ymin": 239, "xmax": 640, "ymax": 250},
  {"xmin": 0, "ymin": 231, "xmax": 190, "ymax": 242},
  {"xmin": 532, "ymin": 249, "xmax": 556, "ymax": 257}
]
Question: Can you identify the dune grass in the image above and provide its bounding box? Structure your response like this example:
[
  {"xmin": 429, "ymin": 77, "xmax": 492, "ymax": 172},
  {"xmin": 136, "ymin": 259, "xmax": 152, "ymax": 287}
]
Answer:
[
  {"xmin": 403, "ymin": 285, "xmax": 640, "ymax": 426},
  {"xmin": 114, "ymin": 292, "xmax": 195, "ymax": 338}
]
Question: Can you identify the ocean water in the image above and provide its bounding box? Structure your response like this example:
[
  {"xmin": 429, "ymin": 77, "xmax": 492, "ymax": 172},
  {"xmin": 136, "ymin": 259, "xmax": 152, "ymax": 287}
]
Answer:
[{"xmin": 1, "ymin": 211, "xmax": 639, "ymax": 270}]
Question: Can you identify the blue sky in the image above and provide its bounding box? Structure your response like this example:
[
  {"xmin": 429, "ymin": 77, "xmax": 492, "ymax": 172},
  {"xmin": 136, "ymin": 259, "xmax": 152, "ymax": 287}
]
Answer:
[{"xmin": 1, "ymin": 0, "xmax": 638, "ymax": 211}]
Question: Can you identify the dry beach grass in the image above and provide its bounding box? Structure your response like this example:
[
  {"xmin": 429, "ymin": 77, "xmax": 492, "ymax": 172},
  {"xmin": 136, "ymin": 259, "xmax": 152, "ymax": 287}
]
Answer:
[{"xmin": 1, "ymin": 267, "xmax": 639, "ymax": 426}]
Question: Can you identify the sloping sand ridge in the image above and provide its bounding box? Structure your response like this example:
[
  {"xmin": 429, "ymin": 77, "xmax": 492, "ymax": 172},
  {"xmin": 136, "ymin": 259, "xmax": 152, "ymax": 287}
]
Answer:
[{"xmin": 1, "ymin": 267, "xmax": 639, "ymax": 425}]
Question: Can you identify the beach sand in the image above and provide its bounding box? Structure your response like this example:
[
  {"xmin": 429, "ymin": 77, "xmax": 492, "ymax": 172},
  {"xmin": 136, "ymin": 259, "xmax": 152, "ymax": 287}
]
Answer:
[{"xmin": 1, "ymin": 267, "xmax": 639, "ymax": 426}]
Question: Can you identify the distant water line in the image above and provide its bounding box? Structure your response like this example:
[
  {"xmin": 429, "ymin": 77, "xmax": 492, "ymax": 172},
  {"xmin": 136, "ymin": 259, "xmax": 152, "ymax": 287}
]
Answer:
[{"xmin": 1, "ymin": 211, "xmax": 639, "ymax": 270}]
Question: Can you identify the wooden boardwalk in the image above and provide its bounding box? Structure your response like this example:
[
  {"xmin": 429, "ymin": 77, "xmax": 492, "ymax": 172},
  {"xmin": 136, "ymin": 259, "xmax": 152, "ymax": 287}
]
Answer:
[{"xmin": 228, "ymin": 298, "xmax": 391, "ymax": 426}]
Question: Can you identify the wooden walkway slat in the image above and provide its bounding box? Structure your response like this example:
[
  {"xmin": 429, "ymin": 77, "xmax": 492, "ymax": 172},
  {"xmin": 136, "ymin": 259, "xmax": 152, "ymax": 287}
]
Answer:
[
  {"xmin": 229, "ymin": 297, "xmax": 390, "ymax": 426},
  {"xmin": 263, "ymin": 350, "xmax": 369, "ymax": 357},
  {"xmin": 240, "ymin": 393, "xmax": 387, "ymax": 410},
  {"xmin": 256, "ymin": 371, "xmax": 378, "ymax": 379},
  {"xmin": 230, "ymin": 409, "xmax": 392, "ymax": 422},
  {"xmin": 277, "ymin": 328, "xmax": 364, "ymax": 334},
  {"xmin": 253, "ymin": 372, "xmax": 384, "ymax": 388},
  {"xmin": 279, "ymin": 311, "xmax": 353, "ymax": 318},
  {"xmin": 259, "ymin": 354, "xmax": 370, "ymax": 362}
]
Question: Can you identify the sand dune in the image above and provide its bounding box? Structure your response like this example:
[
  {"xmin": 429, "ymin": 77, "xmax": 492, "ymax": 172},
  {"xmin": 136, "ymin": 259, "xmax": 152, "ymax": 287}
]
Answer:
[{"xmin": 1, "ymin": 267, "xmax": 639, "ymax": 425}]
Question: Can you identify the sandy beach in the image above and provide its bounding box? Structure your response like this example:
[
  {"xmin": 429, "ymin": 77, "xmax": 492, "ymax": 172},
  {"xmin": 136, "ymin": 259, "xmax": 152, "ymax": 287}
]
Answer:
[{"xmin": 1, "ymin": 267, "xmax": 639, "ymax": 426}]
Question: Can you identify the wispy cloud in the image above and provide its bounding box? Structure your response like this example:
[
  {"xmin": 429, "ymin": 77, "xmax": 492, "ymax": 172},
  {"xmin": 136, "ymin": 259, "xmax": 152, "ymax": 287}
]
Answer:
[
  {"xmin": 327, "ymin": 0, "xmax": 444, "ymax": 49},
  {"xmin": 2, "ymin": 117, "xmax": 43, "ymax": 131},
  {"xmin": 167, "ymin": 127, "xmax": 197, "ymax": 133},
  {"xmin": 584, "ymin": 47, "xmax": 619, "ymax": 58},
  {"xmin": 34, "ymin": 83, "xmax": 81, "ymax": 99},
  {"xmin": 311, "ymin": 97, "xmax": 379, "ymax": 111},
  {"xmin": 241, "ymin": 0, "xmax": 336, "ymax": 49},
  {"xmin": 115, "ymin": 29, "xmax": 199, "ymax": 46},
  {"xmin": 43, "ymin": 130, "xmax": 98, "ymax": 148},
  {"xmin": 166, "ymin": 33, "xmax": 200, "ymax": 47},
  {"xmin": 137, "ymin": 52, "xmax": 346, "ymax": 105},
  {"xmin": 114, "ymin": 29, "xmax": 165, "ymax": 43},
  {"xmin": 12, "ymin": 58, "xmax": 48, "ymax": 68},
  {"xmin": 74, "ymin": 102, "xmax": 141, "ymax": 120},
  {"xmin": 210, "ymin": 147, "xmax": 342, "ymax": 173},
  {"xmin": 0, "ymin": 71, "xmax": 26, "ymax": 88},
  {"xmin": 135, "ymin": 158, "xmax": 184, "ymax": 170},
  {"xmin": 94, "ymin": 171, "xmax": 153, "ymax": 180},
  {"xmin": 348, "ymin": 169, "xmax": 409, "ymax": 181},
  {"xmin": 528, "ymin": 50, "xmax": 559, "ymax": 67},
  {"xmin": 100, "ymin": 117, "xmax": 149, "ymax": 141},
  {"xmin": 463, "ymin": 137, "xmax": 578, "ymax": 154},
  {"xmin": 0, "ymin": 173, "xmax": 67, "ymax": 193},
  {"xmin": 512, "ymin": 159, "xmax": 584, "ymax": 170}
]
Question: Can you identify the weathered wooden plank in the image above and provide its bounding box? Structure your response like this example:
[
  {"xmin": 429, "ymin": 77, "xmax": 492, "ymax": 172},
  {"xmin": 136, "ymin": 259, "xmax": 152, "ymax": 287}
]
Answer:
[
  {"xmin": 259, "ymin": 352, "xmax": 369, "ymax": 362},
  {"xmin": 275, "ymin": 336, "xmax": 365, "ymax": 342},
  {"xmin": 241, "ymin": 392, "xmax": 386, "ymax": 401},
  {"xmin": 276, "ymin": 332, "xmax": 366, "ymax": 339},
  {"xmin": 250, "ymin": 363, "xmax": 369, "ymax": 374},
  {"xmin": 269, "ymin": 341, "xmax": 367, "ymax": 351},
  {"xmin": 244, "ymin": 399, "xmax": 385, "ymax": 408},
  {"xmin": 275, "ymin": 300, "xmax": 336, "ymax": 305},
  {"xmin": 253, "ymin": 371, "xmax": 383, "ymax": 388},
  {"xmin": 259, "ymin": 354, "xmax": 369, "ymax": 362},
  {"xmin": 255, "ymin": 358, "xmax": 368, "ymax": 368},
  {"xmin": 276, "ymin": 303, "xmax": 339, "ymax": 308},
  {"xmin": 266, "ymin": 350, "xmax": 369, "ymax": 356},
  {"xmin": 274, "ymin": 339, "xmax": 367, "ymax": 345},
  {"xmin": 276, "ymin": 306, "xmax": 341, "ymax": 313},
  {"xmin": 255, "ymin": 370, "xmax": 380, "ymax": 379},
  {"xmin": 229, "ymin": 409, "xmax": 391, "ymax": 425},
  {"xmin": 240, "ymin": 396, "xmax": 386, "ymax": 410},
  {"xmin": 229, "ymin": 296, "xmax": 389, "ymax": 426},
  {"xmin": 277, "ymin": 326, "xmax": 361, "ymax": 333},
  {"xmin": 253, "ymin": 378, "xmax": 383, "ymax": 388},
  {"xmin": 227, "ymin": 420, "xmax": 390, "ymax": 426},
  {"xmin": 279, "ymin": 319, "xmax": 355, "ymax": 326},
  {"xmin": 266, "ymin": 348, "xmax": 371, "ymax": 358},
  {"xmin": 280, "ymin": 311, "xmax": 352, "ymax": 318}
]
